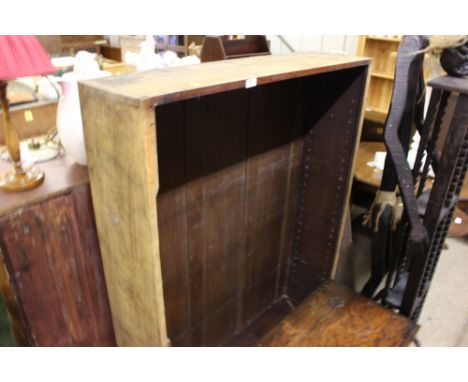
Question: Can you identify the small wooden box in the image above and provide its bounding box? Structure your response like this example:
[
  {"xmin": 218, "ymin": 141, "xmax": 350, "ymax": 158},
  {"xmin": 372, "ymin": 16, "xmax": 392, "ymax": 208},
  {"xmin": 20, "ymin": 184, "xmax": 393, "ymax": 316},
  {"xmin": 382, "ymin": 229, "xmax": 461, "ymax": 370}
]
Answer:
[{"xmin": 79, "ymin": 53, "xmax": 369, "ymax": 346}]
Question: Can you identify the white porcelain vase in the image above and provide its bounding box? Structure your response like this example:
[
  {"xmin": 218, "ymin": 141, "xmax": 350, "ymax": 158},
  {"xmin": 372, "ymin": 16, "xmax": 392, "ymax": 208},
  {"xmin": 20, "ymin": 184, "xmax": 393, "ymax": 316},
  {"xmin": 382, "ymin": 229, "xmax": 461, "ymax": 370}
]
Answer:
[
  {"xmin": 56, "ymin": 71, "xmax": 110, "ymax": 166},
  {"xmin": 56, "ymin": 75, "xmax": 87, "ymax": 165}
]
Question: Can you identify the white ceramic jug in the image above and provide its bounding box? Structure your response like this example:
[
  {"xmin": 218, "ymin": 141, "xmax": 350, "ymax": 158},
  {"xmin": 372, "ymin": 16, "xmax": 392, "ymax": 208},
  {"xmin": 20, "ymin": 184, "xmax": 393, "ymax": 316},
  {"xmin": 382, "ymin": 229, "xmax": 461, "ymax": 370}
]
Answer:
[
  {"xmin": 55, "ymin": 52, "xmax": 110, "ymax": 166},
  {"xmin": 56, "ymin": 75, "xmax": 87, "ymax": 165}
]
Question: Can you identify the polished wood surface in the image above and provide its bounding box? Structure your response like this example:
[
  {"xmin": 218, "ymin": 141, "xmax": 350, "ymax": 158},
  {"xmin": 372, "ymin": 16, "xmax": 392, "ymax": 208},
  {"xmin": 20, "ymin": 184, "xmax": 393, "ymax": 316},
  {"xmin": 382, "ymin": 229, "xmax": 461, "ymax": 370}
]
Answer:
[
  {"xmin": 1, "ymin": 82, "xmax": 21, "ymax": 169},
  {"xmin": 258, "ymin": 281, "xmax": 418, "ymax": 346},
  {"xmin": 353, "ymin": 141, "xmax": 387, "ymax": 190},
  {"xmin": 354, "ymin": 141, "xmax": 468, "ymax": 201},
  {"xmin": 0, "ymin": 154, "xmax": 89, "ymax": 215},
  {"xmin": 81, "ymin": 54, "xmax": 369, "ymax": 346}
]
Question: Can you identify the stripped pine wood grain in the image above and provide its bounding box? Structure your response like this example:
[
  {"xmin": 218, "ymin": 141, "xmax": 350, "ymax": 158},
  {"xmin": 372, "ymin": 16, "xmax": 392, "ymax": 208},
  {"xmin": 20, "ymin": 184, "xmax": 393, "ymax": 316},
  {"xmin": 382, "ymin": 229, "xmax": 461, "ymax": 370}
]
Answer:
[
  {"xmin": 81, "ymin": 53, "xmax": 369, "ymax": 107},
  {"xmin": 80, "ymin": 88, "xmax": 168, "ymax": 346}
]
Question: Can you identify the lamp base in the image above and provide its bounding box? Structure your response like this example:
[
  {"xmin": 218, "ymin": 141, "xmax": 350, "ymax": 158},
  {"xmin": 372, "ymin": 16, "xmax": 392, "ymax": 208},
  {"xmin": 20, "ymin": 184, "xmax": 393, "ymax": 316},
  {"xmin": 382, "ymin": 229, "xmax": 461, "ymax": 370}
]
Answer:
[{"xmin": 0, "ymin": 165, "xmax": 44, "ymax": 192}]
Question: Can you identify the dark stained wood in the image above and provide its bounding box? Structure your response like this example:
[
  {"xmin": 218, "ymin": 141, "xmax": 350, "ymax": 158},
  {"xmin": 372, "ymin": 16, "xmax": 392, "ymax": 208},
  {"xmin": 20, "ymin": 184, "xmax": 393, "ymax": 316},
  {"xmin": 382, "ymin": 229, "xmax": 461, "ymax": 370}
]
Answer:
[
  {"xmin": 158, "ymin": 89, "xmax": 249, "ymax": 346},
  {"xmin": 156, "ymin": 101, "xmax": 191, "ymax": 341},
  {"xmin": 258, "ymin": 281, "xmax": 418, "ymax": 347},
  {"xmin": 428, "ymin": 75, "xmax": 468, "ymax": 96},
  {"xmin": 155, "ymin": 67, "xmax": 369, "ymax": 346},
  {"xmin": 225, "ymin": 296, "xmax": 293, "ymax": 347},
  {"xmin": 101, "ymin": 46, "xmax": 122, "ymax": 62},
  {"xmin": 201, "ymin": 35, "xmax": 270, "ymax": 63},
  {"xmin": 242, "ymin": 79, "xmax": 303, "ymax": 322},
  {"xmin": 184, "ymin": 89, "xmax": 248, "ymax": 345},
  {"xmin": 286, "ymin": 68, "xmax": 368, "ymax": 303},
  {"xmin": 0, "ymin": 185, "xmax": 115, "ymax": 346}
]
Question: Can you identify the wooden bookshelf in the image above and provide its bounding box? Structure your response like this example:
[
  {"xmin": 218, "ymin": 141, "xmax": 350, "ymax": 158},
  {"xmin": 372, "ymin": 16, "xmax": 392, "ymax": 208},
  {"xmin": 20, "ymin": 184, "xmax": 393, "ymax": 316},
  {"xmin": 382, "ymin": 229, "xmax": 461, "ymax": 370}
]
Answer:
[
  {"xmin": 357, "ymin": 35, "xmax": 402, "ymax": 123},
  {"xmin": 79, "ymin": 53, "xmax": 371, "ymax": 346}
]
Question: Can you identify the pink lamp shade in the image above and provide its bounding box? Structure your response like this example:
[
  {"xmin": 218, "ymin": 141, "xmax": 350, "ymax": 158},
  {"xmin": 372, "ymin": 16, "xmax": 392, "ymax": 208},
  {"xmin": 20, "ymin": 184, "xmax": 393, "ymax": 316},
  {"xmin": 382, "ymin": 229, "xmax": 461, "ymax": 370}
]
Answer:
[{"xmin": 0, "ymin": 35, "xmax": 57, "ymax": 80}]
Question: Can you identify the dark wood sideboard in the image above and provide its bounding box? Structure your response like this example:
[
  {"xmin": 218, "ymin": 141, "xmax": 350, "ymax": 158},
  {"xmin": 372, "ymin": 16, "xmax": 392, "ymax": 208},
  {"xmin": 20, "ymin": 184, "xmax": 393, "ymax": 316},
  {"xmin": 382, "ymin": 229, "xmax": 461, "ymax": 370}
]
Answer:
[{"xmin": 0, "ymin": 156, "xmax": 115, "ymax": 346}]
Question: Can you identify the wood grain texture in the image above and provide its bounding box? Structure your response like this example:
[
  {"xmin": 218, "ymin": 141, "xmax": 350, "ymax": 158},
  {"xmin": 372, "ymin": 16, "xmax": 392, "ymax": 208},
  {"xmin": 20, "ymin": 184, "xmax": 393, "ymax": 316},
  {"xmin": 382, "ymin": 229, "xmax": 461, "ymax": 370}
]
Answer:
[
  {"xmin": 156, "ymin": 80, "xmax": 308, "ymax": 346},
  {"xmin": 225, "ymin": 297, "xmax": 293, "ymax": 347},
  {"xmin": 80, "ymin": 86, "xmax": 168, "ymax": 346},
  {"xmin": 357, "ymin": 36, "xmax": 400, "ymax": 123},
  {"xmin": 80, "ymin": 54, "xmax": 370, "ymax": 346},
  {"xmin": 156, "ymin": 101, "xmax": 191, "ymax": 341},
  {"xmin": 184, "ymin": 90, "xmax": 248, "ymax": 345},
  {"xmin": 242, "ymin": 79, "xmax": 304, "ymax": 322},
  {"xmin": 156, "ymin": 69, "xmax": 368, "ymax": 346},
  {"xmin": 258, "ymin": 281, "xmax": 418, "ymax": 347},
  {"xmin": 286, "ymin": 68, "xmax": 368, "ymax": 303},
  {"xmin": 80, "ymin": 52, "xmax": 370, "ymax": 107},
  {"xmin": 0, "ymin": 186, "xmax": 115, "ymax": 346}
]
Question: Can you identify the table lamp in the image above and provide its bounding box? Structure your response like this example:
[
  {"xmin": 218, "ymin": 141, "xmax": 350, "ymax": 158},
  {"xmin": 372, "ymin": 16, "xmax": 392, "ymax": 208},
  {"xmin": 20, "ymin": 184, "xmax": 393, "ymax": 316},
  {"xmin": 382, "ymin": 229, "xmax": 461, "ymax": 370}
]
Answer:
[{"xmin": 0, "ymin": 35, "xmax": 56, "ymax": 192}]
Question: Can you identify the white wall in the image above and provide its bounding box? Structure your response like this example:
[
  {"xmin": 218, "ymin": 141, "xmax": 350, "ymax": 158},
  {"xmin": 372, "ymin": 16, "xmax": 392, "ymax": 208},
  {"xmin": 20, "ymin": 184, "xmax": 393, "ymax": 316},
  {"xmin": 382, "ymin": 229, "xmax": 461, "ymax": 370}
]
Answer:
[
  {"xmin": 106, "ymin": 35, "xmax": 360, "ymax": 55},
  {"xmin": 267, "ymin": 35, "xmax": 359, "ymax": 55}
]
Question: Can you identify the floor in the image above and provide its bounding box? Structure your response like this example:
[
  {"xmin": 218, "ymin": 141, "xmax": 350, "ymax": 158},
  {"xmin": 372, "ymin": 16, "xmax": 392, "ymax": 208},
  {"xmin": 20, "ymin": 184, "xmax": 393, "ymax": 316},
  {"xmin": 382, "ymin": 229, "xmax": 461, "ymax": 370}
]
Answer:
[
  {"xmin": 350, "ymin": 228, "xmax": 468, "ymax": 347},
  {"xmin": 417, "ymin": 237, "xmax": 468, "ymax": 346}
]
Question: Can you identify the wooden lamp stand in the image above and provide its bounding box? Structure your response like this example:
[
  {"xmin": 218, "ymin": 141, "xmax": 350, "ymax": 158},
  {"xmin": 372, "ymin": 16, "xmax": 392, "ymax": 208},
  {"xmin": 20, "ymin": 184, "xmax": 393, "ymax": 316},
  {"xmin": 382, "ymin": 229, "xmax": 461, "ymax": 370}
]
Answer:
[{"xmin": 0, "ymin": 80, "xmax": 44, "ymax": 192}]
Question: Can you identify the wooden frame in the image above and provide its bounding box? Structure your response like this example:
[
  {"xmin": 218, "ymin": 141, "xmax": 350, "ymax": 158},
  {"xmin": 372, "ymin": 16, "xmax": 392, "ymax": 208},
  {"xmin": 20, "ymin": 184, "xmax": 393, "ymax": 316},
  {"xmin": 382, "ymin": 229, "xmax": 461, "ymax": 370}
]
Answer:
[{"xmin": 80, "ymin": 53, "xmax": 369, "ymax": 346}]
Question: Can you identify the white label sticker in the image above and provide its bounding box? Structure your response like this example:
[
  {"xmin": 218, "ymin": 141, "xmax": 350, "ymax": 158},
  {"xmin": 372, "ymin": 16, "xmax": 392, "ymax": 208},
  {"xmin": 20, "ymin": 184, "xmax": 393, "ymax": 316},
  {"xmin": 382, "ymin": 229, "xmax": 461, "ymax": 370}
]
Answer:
[{"xmin": 245, "ymin": 77, "xmax": 257, "ymax": 88}]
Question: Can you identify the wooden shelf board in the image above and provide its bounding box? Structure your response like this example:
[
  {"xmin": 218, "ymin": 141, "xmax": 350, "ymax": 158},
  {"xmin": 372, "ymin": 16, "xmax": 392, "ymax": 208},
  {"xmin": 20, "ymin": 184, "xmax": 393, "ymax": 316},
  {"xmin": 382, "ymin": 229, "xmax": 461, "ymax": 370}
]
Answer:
[
  {"xmin": 371, "ymin": 72, "xmax": 394, "ymax": 80},
  {"xmin": 366, "ymin": 36, "xmax": 401, "ymax": 43},
  {"xmin": 365, "ymin": 107, "xmax": 388, "ymax": 123}
]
